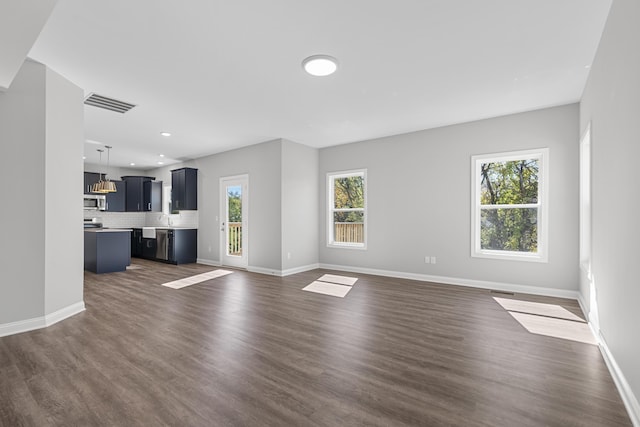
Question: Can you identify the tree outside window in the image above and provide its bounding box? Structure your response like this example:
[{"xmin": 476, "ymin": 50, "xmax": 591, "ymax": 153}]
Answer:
[
  {"xmin": 328, "ymin": 170, "xmax": 366, "ymax": 248},
  {"xmin": 472, "ymin": 149, "xmax": 548, "ymax": 262}
]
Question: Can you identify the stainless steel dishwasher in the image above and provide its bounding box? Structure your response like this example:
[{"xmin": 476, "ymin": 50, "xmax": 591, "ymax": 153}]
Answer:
[{"xmin": 155, "ymin": 229, "xmax": 169, "ymax": 260}]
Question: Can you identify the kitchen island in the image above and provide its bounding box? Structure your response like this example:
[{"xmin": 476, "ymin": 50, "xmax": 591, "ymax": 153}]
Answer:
[{"xmin": 84, "ymin": 229, "xmax": 131, "ymax": 274}]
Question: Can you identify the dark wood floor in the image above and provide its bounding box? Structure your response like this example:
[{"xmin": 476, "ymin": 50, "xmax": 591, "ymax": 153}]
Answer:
[{"xmin": 0, "ymin": 259, "xmax": 632, "ymax": 426}]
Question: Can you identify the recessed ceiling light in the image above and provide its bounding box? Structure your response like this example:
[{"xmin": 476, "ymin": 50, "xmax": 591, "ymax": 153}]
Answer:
[
  {"xmin": 159, "ymin": 154, "xmax": 165, "ymax": 157},
  {"xmin": 160, "ymin": 132, "xmax": 171, "ymax": 137},
  {"xmin": 130, "ymin": 162, "xmax": 136, "ymax": 166},
  {"xmin": 302, "ymin": 55, "xmax": 338, "ymax": 77},
  {"xmin": 82, "ymin": 156, "xmax": 86, "ymax": 160},
  {"xmin": 158, "ymin": 161, "xmax": 164, "ymax": 165}
]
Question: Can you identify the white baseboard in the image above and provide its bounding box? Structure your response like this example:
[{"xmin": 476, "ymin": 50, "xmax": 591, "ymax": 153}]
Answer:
[
  {"xmin": 196, "ymin": 258, "xmax": 222, "ymax": 267},
  {"xmin": 0, "ymin": 316, "xmax": 46, "ymax": 338},
  {"xmin": 597, "ymin": 333, "xmax": 640, "ymax": 426},
  {"xmin": 0, "ymin": 301, "xmax": 85, "ymax": 338},
  {"xmin": 45, "ymin": 301, "xmax": 85, "ymax": 327},
  {"xmin": 281, "ymin": 263, "xmax": 320, "ymax": 277},
  {"xmin": 247, "ymin": 266, "xmax": 282, "ymax": 276},
  {"xmin": 247, "ymin": 263, "xmax": 320, "ymax": 277},
  {"xmin": 319, "ymin": 263, "xmax": 580, "ymax": 300}
]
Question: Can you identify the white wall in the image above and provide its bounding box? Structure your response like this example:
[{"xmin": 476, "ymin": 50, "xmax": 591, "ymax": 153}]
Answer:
[
  {"xmin": 281, "ymin": 139, "xmax": 319, "ymax": 272},
  {"xmin": 84, "ymin": 163, "xmax": 142, "ymax": 182},
  {"xmin": 580, "ymin": 0, "xmax": 640, "ymax": 422},
  {"xmin": 319, "ymin": 104, "xmax": 580, "ymax": 294},
  {"xmin": 44, "ymin": 66, "xmax": 84, "ymax": 315},
  {"xmin": 147, "ymin": 139, "xmax": 283, "ymax": 271},
  {"xmin": 0, "ymin": 59, "xmax": 46, "ymax": 324},
  {"xmin": 0, "ymin": 59, "xmax": 84, "ymax": 331}
]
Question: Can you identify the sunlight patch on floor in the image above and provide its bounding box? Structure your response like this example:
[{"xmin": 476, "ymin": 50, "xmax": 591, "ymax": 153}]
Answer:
[
  {"xmin": 493, "ymin": 297, "xmax": 596, "ymax": 345},
  {"xmin": 302, "ymin": 281, "xmax": 353, "ymax": 298},
  {"xmin": 317, "ymin": 274, "xmax": 358, "ymax": 286},
  {"xmin": 162, "ymin": 269, "xmax": 233, "ymax": 289},
  {"xmin": 509, "ymin": 312, "xmax": 597, "ymax": 345},
  {"xmin": 493, "ymin": 297, "xmax": 584, "ymax": 322},
  {"xmin": 302, "ymin": 274, "xmax": 359, "ymax": 298}
]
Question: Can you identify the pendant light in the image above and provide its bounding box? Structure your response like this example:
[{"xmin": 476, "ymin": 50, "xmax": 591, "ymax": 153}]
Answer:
[
  {"xmin": 91, "ymin": 149, "xmax": 106, "ymax": 193},
  {"xmin": 102, "ymin": 145, "xmax": 117, "ymax": 193},
  {"xmin": 91, "ymin": 147, "xmax": 117, "ymax": 193}
]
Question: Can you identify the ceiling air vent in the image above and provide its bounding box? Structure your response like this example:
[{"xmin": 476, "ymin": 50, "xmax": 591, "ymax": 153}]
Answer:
[{"xmin": 84, "ymin": 93, "xmax": 136, "ymax": 113}]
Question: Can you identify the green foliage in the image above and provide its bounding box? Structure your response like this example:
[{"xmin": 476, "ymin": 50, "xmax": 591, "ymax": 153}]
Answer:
[
  {"xmin": 481, "ymin": 159, "xmax": 538, "ymax": 205},
  {"xmin": 334, "ymin": 176, "xmax": 364, "ymax": 223},
  {"xmin": 227, "ymin": 187, "xmax": 242, "ymax": 222},
  {"xmin": 479, "ymin": 159, "xmax": 538, "ymax": 252}
]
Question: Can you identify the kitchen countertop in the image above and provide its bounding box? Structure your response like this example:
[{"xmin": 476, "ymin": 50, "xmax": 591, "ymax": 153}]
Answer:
[
  {"xmin": 84, "ymin": 228, "xmax": 132, "ymax": 233},
  {"xmin": 136, "ymin": 226, "xmax": 197, "ymax": 230}
]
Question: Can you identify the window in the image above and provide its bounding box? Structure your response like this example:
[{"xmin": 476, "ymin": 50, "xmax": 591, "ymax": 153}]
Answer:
[
  {"xmin": 328, "ymin": 169, "xmax": 367, "ymax": 249},
  {"xmin": 471, "ymin": 148, "xmax": 548, "ymax": 262}
]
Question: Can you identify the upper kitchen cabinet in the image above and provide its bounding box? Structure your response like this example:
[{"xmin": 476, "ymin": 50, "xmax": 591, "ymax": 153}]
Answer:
[
  {"xmin": 105, "ymin": 180, "xmax": 126, "ymax": 212},
  {"xmin": 84, "ymin": 172, "xmax": 101, "ymax": 194},
  {"xmin": 144, "ymin": 180, "xmax": 162, "ymax": 212},
  {"xmin": 171, "ymin": 167, "xmax": 197, "ymax": 212},
  {"xmin": 121, "ymin": 176, "xmax": 162, "ymax": 212}
]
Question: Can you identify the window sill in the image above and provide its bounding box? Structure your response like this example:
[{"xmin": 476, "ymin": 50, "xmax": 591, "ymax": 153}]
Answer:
[
  {"xmin": 327, "ymin": 242, "xmax": 367, "ymax": 250},
  {"xmin": 472, "ymin": 250, "xmax": 547, "ymax": 263}
]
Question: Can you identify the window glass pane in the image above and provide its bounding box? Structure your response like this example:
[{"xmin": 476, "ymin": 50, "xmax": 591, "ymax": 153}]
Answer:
[
  {"xmin": 334, "ymin": 176, "xmax": 364, "ymax": 209},
  {"xmin": 481, "ymin": 208, "xmax": 538, "ymax": 252},
  {"xmin": 227, "ymin": 185, "xmax": 242, "ymax": 256},
  {"xmin": 480, "ymin": 159, "xmax": 538, "ymax": 205},
  {"xmin": 333, "ymin": 211, "xmax": 364, "ymax": 243}
]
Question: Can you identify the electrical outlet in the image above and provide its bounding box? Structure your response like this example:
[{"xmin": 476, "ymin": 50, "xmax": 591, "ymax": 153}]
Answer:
[
  {"xmin": 431, "ymin": 256, "xmax": 437, "ymax": 264},
  {"xmin": 424, "ymin": 256, "xmax": 430, "ymax": 264}
]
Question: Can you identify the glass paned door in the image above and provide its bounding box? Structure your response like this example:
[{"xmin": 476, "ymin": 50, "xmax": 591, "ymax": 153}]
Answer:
[
  {"xmin": 226, "ymin": 185, "xmax": 242, "ymax": 256},
  {"xmin": 220, "ymin": 175, "xmax": 248, "ymax": 268}
]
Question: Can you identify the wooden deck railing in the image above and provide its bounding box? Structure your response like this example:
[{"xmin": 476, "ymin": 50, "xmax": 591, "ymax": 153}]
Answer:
[
  {"xmin": 228, "ymin": 222, "xmax": 242, "ymax": 255},
  {"xmin": 334, "ymin": 222, "xmax": 364, "ymax": 243}
]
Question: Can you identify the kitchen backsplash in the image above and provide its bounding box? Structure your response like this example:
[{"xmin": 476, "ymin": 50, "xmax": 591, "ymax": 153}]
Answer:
[
  {"xmin": 84, "ymin": 210, "xmax": 198, "ymax": 229},
  {"xmin": 145, "ymin": 210, "xmax": 198, "ymax": 228}
]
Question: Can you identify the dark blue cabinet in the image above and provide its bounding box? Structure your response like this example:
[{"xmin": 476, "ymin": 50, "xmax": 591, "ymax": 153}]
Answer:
[
  {"xmin": 122, "ymin": 176, "xmax": 161, "ymax": 212},
  {"xmin": 171, "ymin": 168, "xmax": 197, "ymax": 211},
  {"xmin": 105, "ymin": 180, "xmax": 126, "ymax": 212}
]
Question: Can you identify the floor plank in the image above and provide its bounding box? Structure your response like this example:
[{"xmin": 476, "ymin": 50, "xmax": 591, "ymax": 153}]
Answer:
[{"xmin": 0, "ymin": 259, "xmax": 632, "ymax": 426}]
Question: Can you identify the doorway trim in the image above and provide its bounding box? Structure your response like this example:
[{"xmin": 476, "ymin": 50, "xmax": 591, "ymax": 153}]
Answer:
[{"xmin": 219, "ymin": 174, "xmax": 249, "ymax": 268}]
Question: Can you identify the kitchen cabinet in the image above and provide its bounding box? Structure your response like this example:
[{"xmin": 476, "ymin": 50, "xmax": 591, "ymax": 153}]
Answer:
[
  {"xmin": 122, "ymin": 176, "xmax": 161, "ymax": 212},
  {"xmin": 171, "ymin": 168, "xmax": 197, "ymax": 211},
  {"xmin": 105, "ymin": 180, "xmax": 126, "ymax": 212},
  {"xmin": 131, "ymin": 228, "xmax": 143, "ymax": 257},
  {"xmin": 130, "ymin": 227, "xmax": 197, "ymax": 264},
  {"xmin": 144, "ymin": 180, "xmax": 162, "ymax": 212},
  {"xmin": 84, "ymin": 172, "xmax": 101, "ymax": 194},
  {"xmin": 168, "ymin": 228, "xmax": 197, "ymax": 264},
  {"xmin": 142, "ymin": 238, "xmax": 157, "ymax": 259},
  {"xmin": 84, "ymin": 229, "xmax": 131, "ymax": 274}
]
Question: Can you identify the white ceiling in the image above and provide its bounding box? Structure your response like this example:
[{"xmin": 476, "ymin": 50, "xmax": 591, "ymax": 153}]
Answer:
[
  {"xmin": 0, "ymin": 0, "xmax": 57, "ymax": 90},
  {"xmin": 23, "ymin": 0, "xmax": 611, "ymax": 169}
]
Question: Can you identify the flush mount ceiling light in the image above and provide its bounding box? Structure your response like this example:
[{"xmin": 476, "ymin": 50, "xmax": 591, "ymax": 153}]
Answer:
[{"xmin": 302, "ymin": 55, "xmax": 338, "ymax": 77}]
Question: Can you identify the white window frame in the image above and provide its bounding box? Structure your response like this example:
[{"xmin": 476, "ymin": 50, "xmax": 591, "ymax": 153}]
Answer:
[
  {"xmin": 471, "ymin": 148, "xmax": 549, "ymax": 262},
  {"xmin": 327, "ymin": 169, "xmax": 367, "ymax": 249}
]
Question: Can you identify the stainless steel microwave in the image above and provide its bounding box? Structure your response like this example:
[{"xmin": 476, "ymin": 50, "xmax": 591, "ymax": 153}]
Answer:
[{"xmin": 83, "ymin": 194, "xmax": 106, "ymax": 211}]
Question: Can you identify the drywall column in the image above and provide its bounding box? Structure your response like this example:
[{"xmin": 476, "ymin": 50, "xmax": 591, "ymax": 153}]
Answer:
[
  {"xmin": 0, "ymin": 59, "xmax": 84, "ymax": 335},
  {"xmin": 281, "ymin": 139, "xmax": 319, "ymax": 273},
  {"xmin": 580, "ymin": 0, "xmax": 640, "ymax": 423},
  {"xmin": 44, "ymin": 65, "xmax": 84, "ymax": 317}
]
